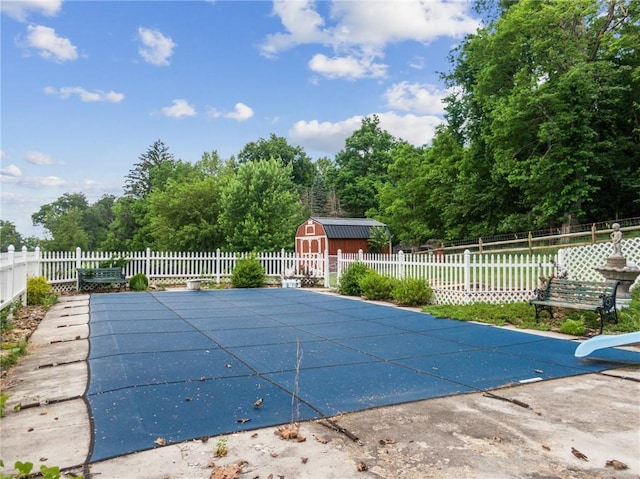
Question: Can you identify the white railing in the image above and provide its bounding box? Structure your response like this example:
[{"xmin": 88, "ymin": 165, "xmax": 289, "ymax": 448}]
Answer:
[
  {"xmin": 0, "ymin": 246, "xmax": 41, "ymax": 311},
  {"xmin": 39, "ymin": 248, "xmax": 329, "ymax": 292},
  {"xmin": 336, "ymin": 249, "xmax": 558, "ymax": 304},
  {"xmin": 2, "ymin": 239, "xmax": 636, "ymax": 312}
]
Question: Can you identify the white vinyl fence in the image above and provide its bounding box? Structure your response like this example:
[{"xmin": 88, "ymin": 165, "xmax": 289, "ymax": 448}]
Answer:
[
  {"xmin": 39, "ymin": 248, "xmax": 328, "ymax": 292},
  {"xmin": 336, "ymin": 249, "xmax": 558, "ymax": 304},
  {"xmin": 2, "ymin": 239, "xmax": 637, "ymax": 313},
  {"xmin": 0, "ymin": 246, "xmax": 42, "ymax": 310}
]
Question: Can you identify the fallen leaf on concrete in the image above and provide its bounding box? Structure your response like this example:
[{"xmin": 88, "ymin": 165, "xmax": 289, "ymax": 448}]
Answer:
[
  {"xmin": 251, "ymin": 433, "xmax": 259, "ymax": 438},
  {"xmin": 253, "ymin": 398, "xmax": 263, "ymax": 408},
  {"xmin": 209, "ymin": 462, "xmax": 246, "ymax": 479},
  {"xmin": 378, "ymin": 439, "xmax": 395, "ymax": 445},
  {"xmin": 571, "ymin": 447, "xmax": 588, "ymax": 461},
  {"xmin": 301, "ymin": 457, "xmax": 309, "ymax": 464},
  {"xmin": 154, "ymin": 437, "xmax": 166, "ymax": 446},
  {"xmin": 313, "ymin": 434, "xmax": 329, "ymax": 444},
  {"xmin": 275, "ymin": 424, "xmax": 304, "ymax": 441},
  {"xmin": 605, "ymin": 459, "xmax": 628, "ymax": 470},
  {"xmin": 357, "ymin": 462, "xmax": 368, "ymax": 472},
  {"xmin": 541, "ymin": 444, "xmax": 551, "ymax": 451}
]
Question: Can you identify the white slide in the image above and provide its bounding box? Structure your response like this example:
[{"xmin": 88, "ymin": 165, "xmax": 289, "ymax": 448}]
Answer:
[{"xmin": 574, "ymin": 331, "xmax": 640, "ymax": 358}]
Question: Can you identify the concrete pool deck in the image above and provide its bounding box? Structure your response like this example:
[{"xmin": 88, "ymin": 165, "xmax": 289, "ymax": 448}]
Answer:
[{"xmin": 1, "ymin": 293, "xmax": 638, "ymax": 479}]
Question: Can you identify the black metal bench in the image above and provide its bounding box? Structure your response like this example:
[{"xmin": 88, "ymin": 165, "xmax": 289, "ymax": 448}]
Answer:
[
  {"xmin": 529, "ymin": 277, "xmax": 619, "ymax": 334},
  {"xmin": 77, "ymin": 267, "xmax": 127, "ymax": 291}
]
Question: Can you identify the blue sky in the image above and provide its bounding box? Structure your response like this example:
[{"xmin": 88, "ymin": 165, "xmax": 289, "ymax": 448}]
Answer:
[{"xmin": 1, "ymin": 0, "xmax": 481, "ymax": 238}]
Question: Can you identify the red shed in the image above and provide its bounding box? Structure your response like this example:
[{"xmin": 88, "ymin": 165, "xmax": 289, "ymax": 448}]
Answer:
[{"xmin": 295, "ymin": 217, "xmax": 391, "ymax": 255}]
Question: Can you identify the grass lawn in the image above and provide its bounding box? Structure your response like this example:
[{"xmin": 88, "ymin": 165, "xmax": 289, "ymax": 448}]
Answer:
[{"xmin": 422, "ymin": 292, "xmax": 640, "ymax": 337}]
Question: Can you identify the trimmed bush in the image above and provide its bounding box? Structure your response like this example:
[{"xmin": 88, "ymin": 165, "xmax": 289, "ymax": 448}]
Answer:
[
  {"xmin": 231, "ymin": 255, "xmax": 265, "ymax": 288},
  {"xmin": 392, "ymin": 277, "xmax": 433, "ymax": 306},
  {"xmin": 359, "ymin": 270, "xmax": 395, "ymax": 300},
  {"xmin": 559, "ymin": 318, "xmax": 586, "ymax": 336},
  {"xmin": 129, "ymin": 273, "xmax": 149, "ymax": 291},
  {"xmin": 27, "ymin": 276, "xmax": 56, "ymax": 306},
  {"xmin": 338, "ymin": 262, "xmax": 370, "ymax": 296}
]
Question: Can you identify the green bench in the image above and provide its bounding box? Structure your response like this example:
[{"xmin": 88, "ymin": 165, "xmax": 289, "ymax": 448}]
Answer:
[
  {"xmin": 529, "ymin": 277, "xmax": 619, "ymax": 334},
  {"xmin": 77, "ymin": 267, "xmax": 127, "ymax": 291}
]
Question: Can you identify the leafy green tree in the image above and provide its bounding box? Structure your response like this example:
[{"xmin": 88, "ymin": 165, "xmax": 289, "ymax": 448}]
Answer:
[
  {"xmin": 149, "ymin": 176, "xmax": 226, "ymax": 252},
  {"xmin": 377, "ymin": 142, "xmax": 434, "ymax": 247},
  {"xmin": 43, "ymin": 207, "xmax": 90, "ymax": 250},
  {"xmin": 443, "ymin": 0, "xmax": 639, "ymax": 232},
  {"xmin": 84, "ymin": 195, "xmax": 115, "ymax": 249},
  {"xmin": 334, "ymin": 115, "xmax": 397, "ymax": 217},
  {"xmin": 367, "ymin": 226, "xmax": 391, "ymax": 253},
  {"xmin": 237, "ymin": 134, "xmax": 316, "ymax": 188},
  {"xmin": 0, "ymin": 220, "xmax": 23, "ymax": 251},
  {"xmin": 220, "ymin": 158, "xmax": 304, "ymax": 251}
]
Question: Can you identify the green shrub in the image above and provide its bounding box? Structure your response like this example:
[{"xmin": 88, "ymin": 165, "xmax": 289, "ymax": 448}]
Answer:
[
  {"xmin": 231, "ymin": 255, "xmax": 265, "ymax": 288},
  {"xmin": 359, "ymin": 270, "xmax": 395, "ymax": 300},
  {"xmin": 129, "ymin": 273, "xmax": 149, "ymax": 291},
  {"xmin": 393, "ymin": 277, "xmax": 433, "ymax": 306},
  {"xmin": 618, "ymin": 285, "xmax": 640, "ymax": 332},
  {"xmin": 26, "ymin": 276, "xmax": 56, "ymax": 306},
  {"xmin": 559, "ymin": 318, "xmax": 586, "ymax": 336},
  {"xmin": 338, "ymin": 262, "xmax": 370, "ymax": 296}
]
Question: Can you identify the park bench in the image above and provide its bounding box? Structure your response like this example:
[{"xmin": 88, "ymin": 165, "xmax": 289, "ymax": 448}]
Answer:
[
  {"xmin": 529, "ymin": 277, "xmax": 619, "ymax": 334},
  {"xmin": 77, "ymin": 267, "xmax": 127, "ymax": 291}
]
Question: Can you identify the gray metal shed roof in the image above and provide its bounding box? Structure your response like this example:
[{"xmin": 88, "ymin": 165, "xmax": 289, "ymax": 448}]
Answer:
[{"xmin": 310, "ymin": 217, "xmax": 388, "ymax": 239}]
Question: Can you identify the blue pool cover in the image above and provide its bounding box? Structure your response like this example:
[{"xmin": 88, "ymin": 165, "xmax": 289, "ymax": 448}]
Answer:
[{"xmin": 86, "ymin": 289, "xmax": 640, "ymax": 461}]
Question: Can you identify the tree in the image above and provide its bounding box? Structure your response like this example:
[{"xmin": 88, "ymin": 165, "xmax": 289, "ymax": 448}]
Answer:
[
  {"xmin": 334, "ymin": 116, "xmax": 397, "ymax": 217},
  {"xmin": 237, "ymin": 134, "xmax": 316, "ymax": 188},
  {"xmin": 0, "ymin": 220, "xmax": 23, "ymax": 251},
  {"xmin": 443, "ymin": 0, "xmax": 640, "ymax": 232},
  {"xmin": 147, "ymin": 154, "xmax": 233, "ymax": 252},
  {"xmin": 377, "ymin": 142, "xmax": 435, "ymax": 247},
  {"xmin": 124, "ymin": 139, "xmax": 176, "ymax": 199},
  {"xmin": 220, "ymin": 158, "xmax": 304, "ymax": 251}
]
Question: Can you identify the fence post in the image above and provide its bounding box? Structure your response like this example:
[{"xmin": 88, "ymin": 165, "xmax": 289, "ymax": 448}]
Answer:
[
  {"xmin": 464, "ymin": 249, "xmax": 471, "ymax": 303},
  {"xmin": 478, "ymin": 238, "xmax": 483, "ymax": 254},
  {"xmin": 35, "ymin": 246, "xmax": 41, "ymax": 278},
  {"xmin": 591, "ymin": 223, "xmax": 597, "ymax": 244},
  {"xmin": 215, "ymin": 248, "xmax": 221, "ymax": 284},
  {"xmin": 7, "ymin": 245, "xmax": 15, "ymax": 306},
  {"xmin": 324, "ymin": 249, "xmax": 330, "ymax": 288},
  {"xmin": 398, "ymin": 250, "xmax": 405, "ymax": 279},
  {"xmin": 337, "ymin": 249, "xmax": 343, "ymax": 285}
]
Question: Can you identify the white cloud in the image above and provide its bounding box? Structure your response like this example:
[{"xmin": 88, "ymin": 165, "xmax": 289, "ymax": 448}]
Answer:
[
  {"xmin": 138, "ymin": 27, "xmax": 176, "ymax": 66},
  {"xmin": 0, "ymin": 164, "xmax": 22, "ymax": 177},
  {"xmin": 44, "ymin": 86, "xmax": 124, "ymax": 103},
  {"xmin": 161, "ymin": 99, "xmax": 196, "ymax": 118},
  {"xmin": 207, "ymin": 103, "xmax": 254, "ymax": 121},
  {"xmin": 290, "ymin": 116, "xmax": 363, "ymax": 154},
  {"xmin": 261, "ymin": 1, "xmax": 480, "ymax": 80},
  {"xmin": 25, "ymin": 24, "xmax": 78, "ymax": 62},
  {"xmin": 290, "ymin": 112, "xmax": 444, "ymax": 155},
  {"xmin": 308, "ymin": 53, "xmax": 387, "ymax": 80},
  {"xmin": 384, "ymin": 82, "xmax": 447, "ymax": 115},
  {"xmin": 0, "ymin": 174, "xmax": 66, "ymax": 188},
  {"xmin": 260, "ymin": 0, "xmax": 330, "ymax": 58},
  {"xmin": 24, "ymin": 150, "xmax": 55, "ymax": 165},
  {"xmin": 1, "ymin": 0, "xmax": 62, "ymax": 21},
  {"xmin": 224, "ymin": 103, "xmax": 254, "ymax": 121}
]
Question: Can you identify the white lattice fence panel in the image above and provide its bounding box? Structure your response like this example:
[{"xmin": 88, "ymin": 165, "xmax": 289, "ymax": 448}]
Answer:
[{"xmin": 559, "ymin": 238, "xmax": 640, "ymax": 283}]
